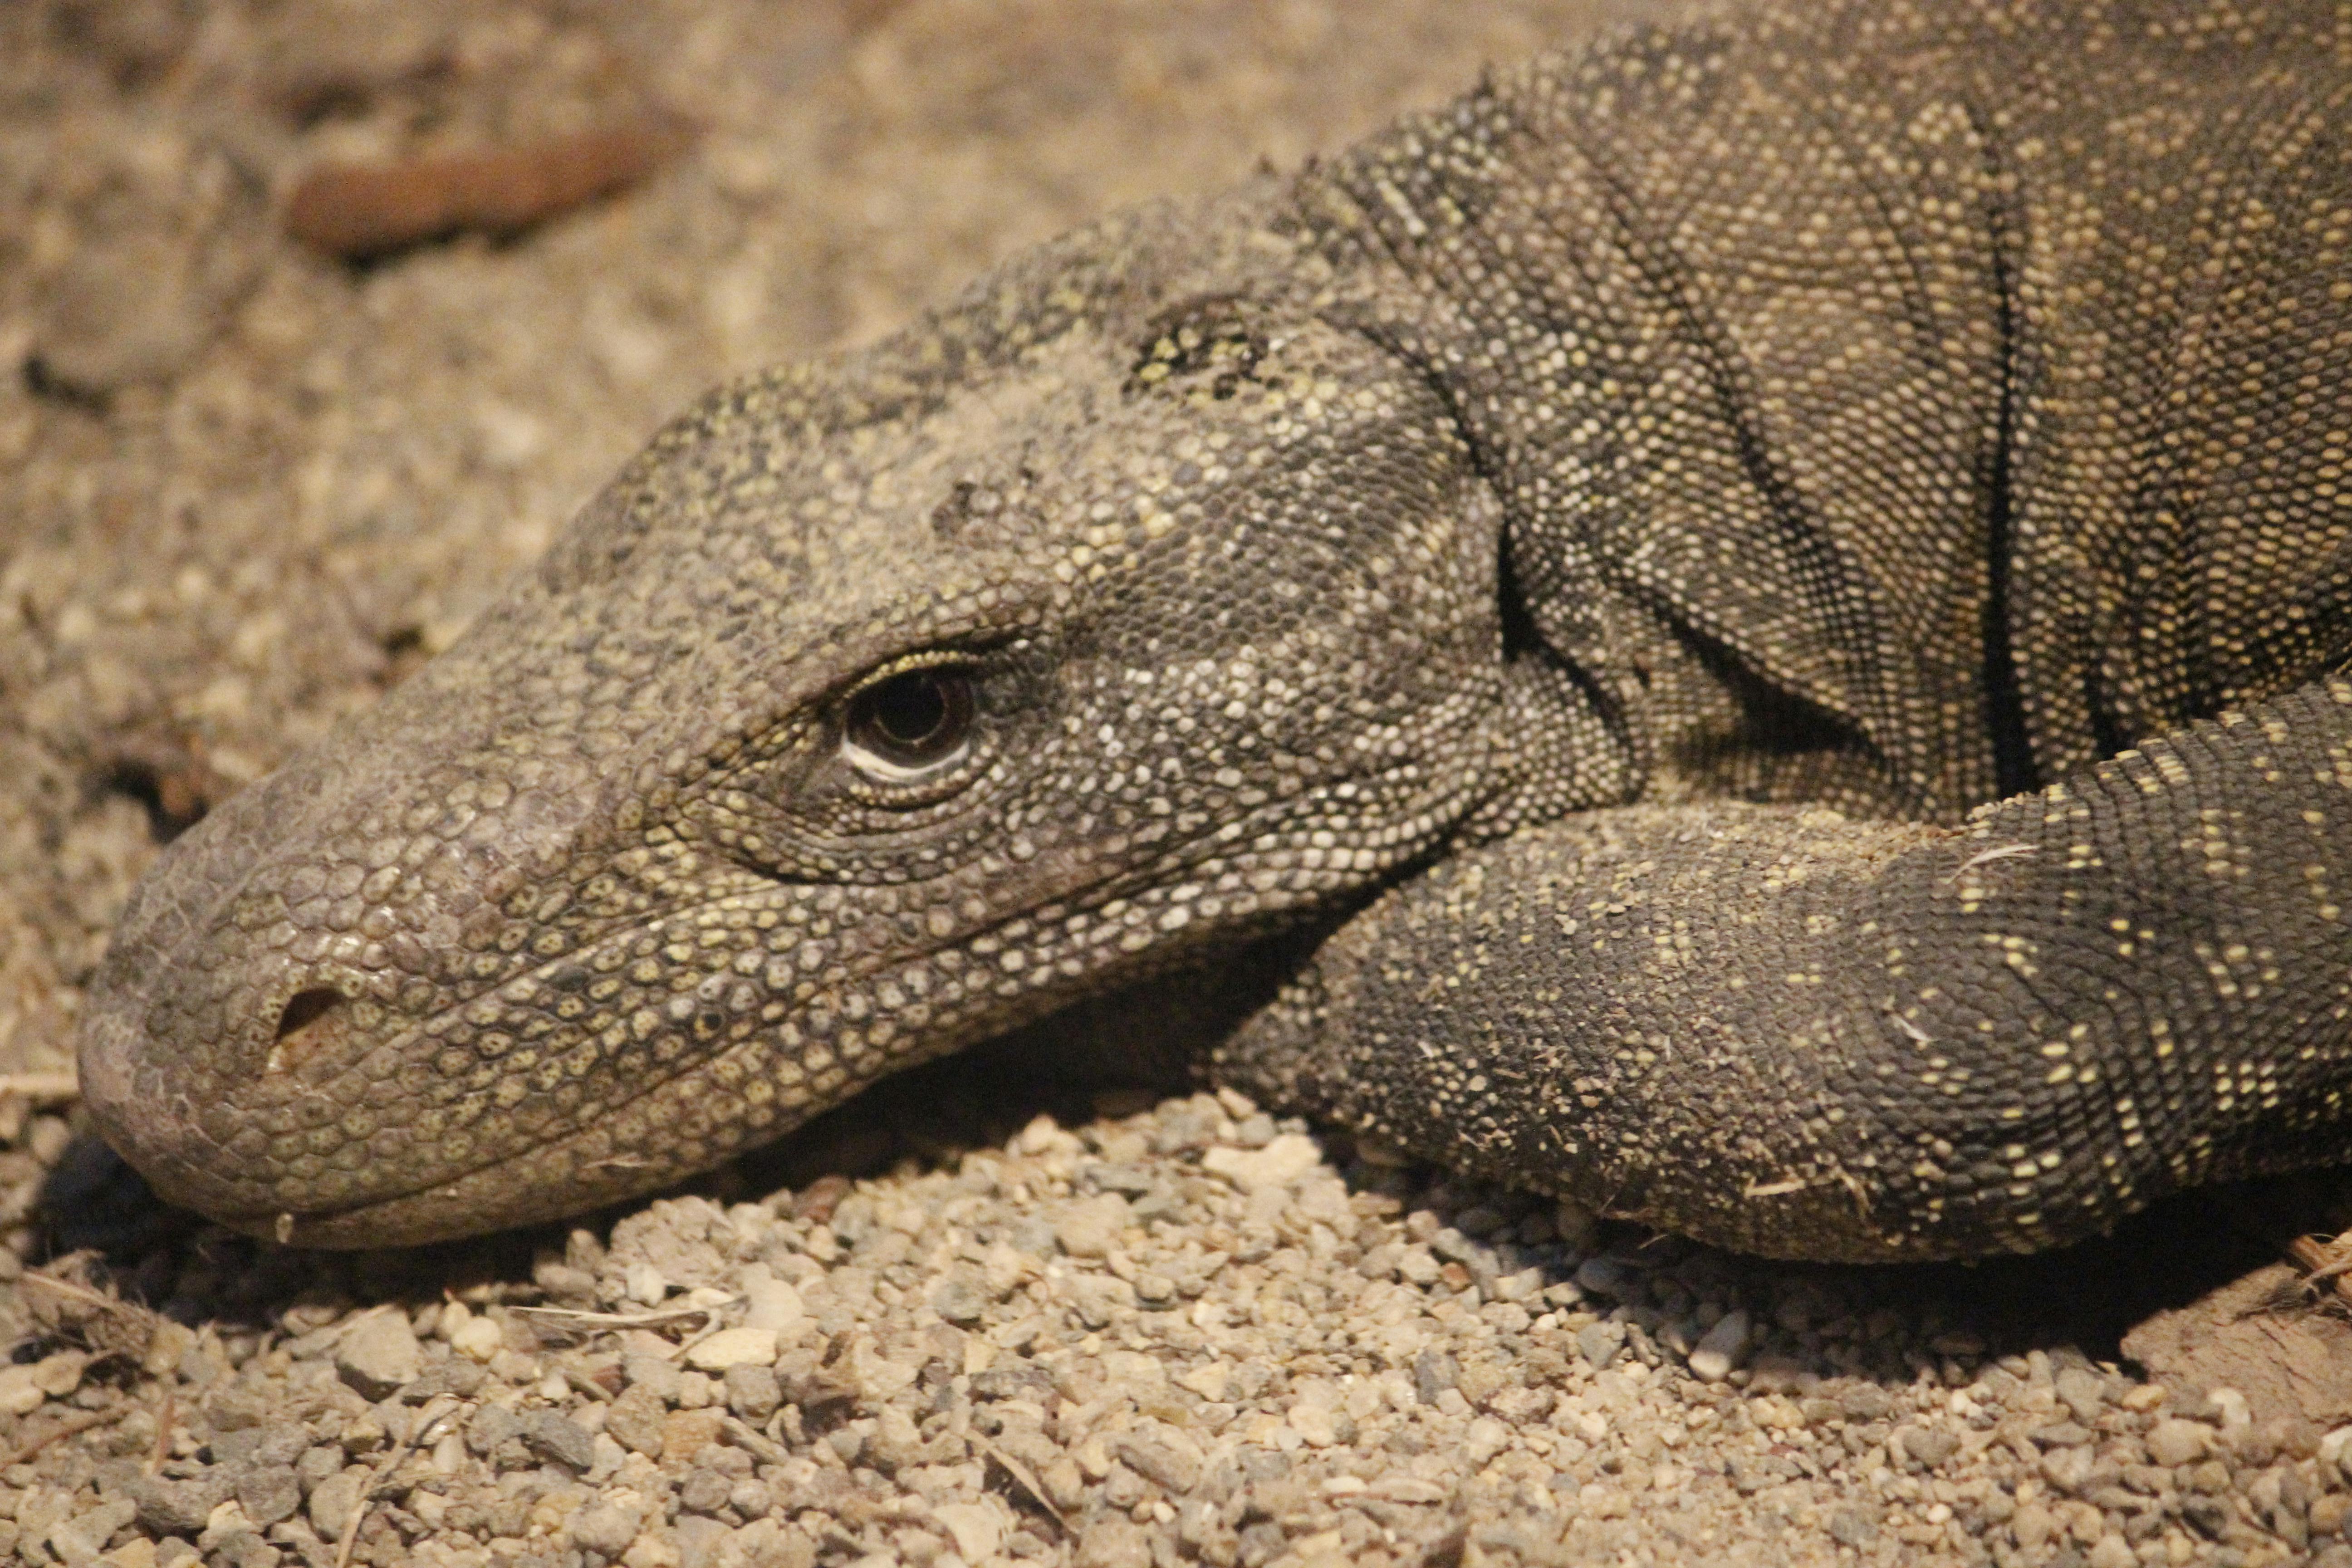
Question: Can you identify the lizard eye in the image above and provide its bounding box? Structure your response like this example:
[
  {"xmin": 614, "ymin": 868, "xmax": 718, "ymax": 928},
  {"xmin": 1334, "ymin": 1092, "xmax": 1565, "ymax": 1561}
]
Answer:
[{"xmin": 843, "ymin": 665, "xmax": 976, "ymax": 781}]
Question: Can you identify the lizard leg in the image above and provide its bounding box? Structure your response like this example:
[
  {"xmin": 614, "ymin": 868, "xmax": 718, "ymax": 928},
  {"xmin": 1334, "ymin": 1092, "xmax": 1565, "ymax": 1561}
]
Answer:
[{"xmin": 1216, "ymin": 679, "xmax": 2352, "ymax": 1263}]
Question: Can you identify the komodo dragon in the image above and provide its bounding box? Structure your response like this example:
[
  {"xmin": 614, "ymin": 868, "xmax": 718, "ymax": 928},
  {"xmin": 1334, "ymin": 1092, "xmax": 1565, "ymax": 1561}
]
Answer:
[{"xmin": 74, "ymin": 0, "xmax": 2352, "ymax": 1261}]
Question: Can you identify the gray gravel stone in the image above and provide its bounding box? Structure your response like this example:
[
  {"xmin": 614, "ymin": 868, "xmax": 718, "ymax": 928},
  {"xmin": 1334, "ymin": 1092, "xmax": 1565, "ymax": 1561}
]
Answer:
[
  {"xmin": 1841, "ymin": 1384, "xmax": 1893, "ymax": 1421},
  {"xmin": 1574, "ymin": 1256, "xmax": 1642, "ymax": 1301},
  {"xmin": 1901, "ymin": 1427, "xmax": 1960, "ymax": 1467},
  {"xmin": 622, "ymin": 1352, "xmax": 685, "ymax": 1402},
  {"xmin": 522, "ymin": 1409, "xmax": 598, "ymax": 1472},
  {"xmin": 1687, "ymin": 1308, "xmax": 1751, "ymax": 1381},
  {"xmin": 929, "ymin": 1274, "xmax": 988, "ymax": 1324},
  {"xmin": 674, "ymin": 1515, "xmax": 734, "ymax": 1565},
  {"xmin": 1079, "ymin": 1516, "xmax": 1152, "ymax": 1566},
  {"xmin": 294, "ymin": 1446, "xmax": 343, "ymax": 1493},
  {"xmin": 723, "ymin": 1363, "xmax": 782, "ymax": 1422},
  {"xmin": 570, "ymin": 1501, "xmax": 643, "ymax": 1557},
  {"xmin": 127, "ymin": 1471, "xmax": 234, "ymax": 1536},
  {"xmin": 305, "ymin": 1471, "xmax": 364, "ymax": 1542},
  {"xmin": 606, "ymin": 1384, "xmax": 668, "ymax": 1458},
  {"xmin": 2150, "ymin": 1418, "xmax": 2212, "ymax": 1466},
  {"xmin": 34, "ymin": 232, "xmax": 238, "ymax": 398},
  {"xmin": 1415, "ymin": 1348, "xmax": 1460, "ymax": 1405},
  {"xmin": 335, "ymin": 1312, "xmax": 422, "ymax": 1399},
  {"xmin": 1116, "ymin": 1423, "xmax": 1204, "ymax": 1494},
  {"xmin": 44, "ymin": 1497, "xmax": 135, "ymax": 1568},
  {"xmin": 1826, "ymin": 1502, "xmax": 1880, "ymax": 1547},
  {"xmin": 1054, "ymin": 1192, "xmax": 1131, "ymax": 1258},
  {"xmin": 1397, "ymin": 1248, "xmax": 1441, "ymax": 1286},
  {"xmin": 1577, "ymin": 1321, "xmax": 1627, "ymax": 1371},
  {"xmin": 1229, "ymin": 1113, "xmax": 1278, "ymax": 1148},
  {"xmin": 2057, "ymin": 1365, "xmax": 2109, "ymax": 1423},
  {"xmin": 235, "ymin": 1465, "xmax": 303, "ymax": 1528},
  {"xmin": 679, "ymin": 1465, "xmax": 734, "ymax": 1514},
  {"xmin": 466, "ymin": 1402, "xmax": 524, "ymax": 1456}
]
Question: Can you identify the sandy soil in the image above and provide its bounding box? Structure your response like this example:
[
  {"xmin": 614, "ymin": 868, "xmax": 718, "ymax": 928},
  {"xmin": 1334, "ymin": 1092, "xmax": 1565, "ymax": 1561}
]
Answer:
[{"xmin": 6, "ymin": 2, "xmax": 2352, "ymax": 1565}]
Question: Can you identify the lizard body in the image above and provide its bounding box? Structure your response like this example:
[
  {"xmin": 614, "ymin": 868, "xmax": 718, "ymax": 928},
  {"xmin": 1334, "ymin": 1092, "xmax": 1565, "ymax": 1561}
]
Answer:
[{"xmin": 78, "ymin": 0, "xmax": 2352, "ymax": 1259}]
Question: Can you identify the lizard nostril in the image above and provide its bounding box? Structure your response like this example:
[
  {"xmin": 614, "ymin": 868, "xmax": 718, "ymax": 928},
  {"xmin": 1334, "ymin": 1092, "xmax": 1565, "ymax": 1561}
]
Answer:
[{"xmin": 267, "ymin": 987, "xmax": 350, "ymax": 1075}]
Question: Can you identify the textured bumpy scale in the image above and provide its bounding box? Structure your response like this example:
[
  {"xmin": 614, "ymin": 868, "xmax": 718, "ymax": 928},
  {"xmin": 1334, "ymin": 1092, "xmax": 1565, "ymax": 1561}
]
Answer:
[{"xmin": 78, "ymin": 0, "xmax": 2352, "ymax": 1259}]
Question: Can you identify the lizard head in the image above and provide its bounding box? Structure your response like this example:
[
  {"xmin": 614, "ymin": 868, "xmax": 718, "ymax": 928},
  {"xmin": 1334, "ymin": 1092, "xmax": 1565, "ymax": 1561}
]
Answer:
[{"xmin": 77, "ymin": 190, "xmax": 1608, "ymax": 1245}]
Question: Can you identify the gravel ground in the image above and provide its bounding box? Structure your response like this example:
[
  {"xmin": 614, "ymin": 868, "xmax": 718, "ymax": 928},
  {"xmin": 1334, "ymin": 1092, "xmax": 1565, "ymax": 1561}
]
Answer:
[{"xmin": 8, "ymin": 1, "xmax": 2352, "ymax": 1565}]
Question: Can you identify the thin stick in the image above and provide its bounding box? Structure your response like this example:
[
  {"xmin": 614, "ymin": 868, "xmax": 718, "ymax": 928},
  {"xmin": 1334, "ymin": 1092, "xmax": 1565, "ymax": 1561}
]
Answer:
[
  {"xmin": 2287, "ymin": 1234, "xmax": 2352, "ymax": 1309},
  {"xmin": 0, "ymin": 1074, "xmax": 79, "ymax": 1102},
  {"xmin": 149, "ymin": 1389, "xmax": 174, "ymax": 1474},
  {"xmin": 333, "ymin": 1394, "xmax": 458, "ymax": 1568},
  {"xmin": 18, "ymin": 1273, "xmax": 138, "ymax": 1313},
  {"xmin": 510, "ymin": 1303, "xmax": 720, "ymax": 1332},
  {"xmin": 0, "ymin": 1408, "xmax": 114, "ymax": 1470}
]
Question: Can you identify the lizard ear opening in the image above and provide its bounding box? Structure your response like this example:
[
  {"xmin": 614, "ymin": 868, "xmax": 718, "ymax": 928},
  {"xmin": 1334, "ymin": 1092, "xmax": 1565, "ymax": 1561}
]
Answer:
[{"xmin": 266, "ymin": 986, "xmax": 351, "ymax": 1076}]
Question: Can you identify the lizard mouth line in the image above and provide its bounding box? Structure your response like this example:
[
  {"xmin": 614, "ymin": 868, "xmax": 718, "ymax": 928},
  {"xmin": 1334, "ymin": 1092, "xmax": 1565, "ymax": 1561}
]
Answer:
[{"xmin": 238, "ymin": 783, "xmax": 1440, "ymax": 1233}]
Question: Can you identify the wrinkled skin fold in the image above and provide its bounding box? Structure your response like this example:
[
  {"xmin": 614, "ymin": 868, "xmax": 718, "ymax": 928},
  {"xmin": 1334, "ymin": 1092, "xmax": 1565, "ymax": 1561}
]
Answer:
[{"xmin": 81, "ymin": 0, "xmax": 2352, "ymax": 1258}]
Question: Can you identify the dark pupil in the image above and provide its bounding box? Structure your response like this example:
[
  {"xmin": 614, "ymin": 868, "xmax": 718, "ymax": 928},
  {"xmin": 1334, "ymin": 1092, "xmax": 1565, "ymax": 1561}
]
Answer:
[
  {"xmin": 872, "ymin": 672, "xmax": 948, "ymax": 747},
  {"xmin": 851, "ymin": 667, "xmax": 978, "ymax": 771}
]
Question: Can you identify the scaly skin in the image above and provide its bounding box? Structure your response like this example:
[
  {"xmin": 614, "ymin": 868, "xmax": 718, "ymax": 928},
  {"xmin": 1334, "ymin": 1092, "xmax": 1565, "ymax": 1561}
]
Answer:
[{"xmin": 79, "ymin": 0, "xmax": 2352, "ymax": 1258}]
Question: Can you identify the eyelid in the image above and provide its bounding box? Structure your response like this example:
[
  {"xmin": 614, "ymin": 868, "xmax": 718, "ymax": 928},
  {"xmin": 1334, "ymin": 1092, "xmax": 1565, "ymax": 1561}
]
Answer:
[
  {"xmin": 845, "ymin": 739, "xmax": 972, "ymax": 786},
  {"xmin": 840, "ymin": 647, "xmax": 990, "ymax": 701}
]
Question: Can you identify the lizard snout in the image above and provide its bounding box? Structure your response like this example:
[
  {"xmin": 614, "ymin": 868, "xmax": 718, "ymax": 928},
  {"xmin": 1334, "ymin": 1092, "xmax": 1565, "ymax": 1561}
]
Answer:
[
  {"xmin": 76, "ymin": 875, "xmax": 393, "ymax": 1241},
  {"xmin": 70, "ymin": 710, "xmax": 637, "ymax": 1244}
]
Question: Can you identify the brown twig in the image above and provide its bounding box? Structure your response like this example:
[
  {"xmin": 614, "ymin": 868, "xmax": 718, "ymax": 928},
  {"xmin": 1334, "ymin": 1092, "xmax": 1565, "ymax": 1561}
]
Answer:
[
  {"xmin": 285, "ymin": 114, "xmax": 700, "ymax": 260},
  {"xmin": 0, "ymin": 1408, "xmax": 116, "ymax": 1470},
  {"xmin": 333, "ymin": 1394, "xmax": 459, "ymax": 1568},
  {"xmin": 148, "ymin": 1389, "xmax": 174, "ymax": 1474}
]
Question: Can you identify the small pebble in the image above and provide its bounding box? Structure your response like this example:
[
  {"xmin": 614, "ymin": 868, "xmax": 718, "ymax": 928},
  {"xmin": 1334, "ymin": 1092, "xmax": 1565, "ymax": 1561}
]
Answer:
[
  {"xmin": 2147, "ymin": 1417, "xmax": 2211, "ymax": 1467},
  {"xmin": 1288, "ymin": 1402, "xmax": 1339, "ymax": 1447},
  {"xmin": 1054, "ymin": 1193, "xmax": 1132, "ymax": 1258},
  {"xmin": 606, "ymin": 1385, "xmax": 668, "ymax": 1458},
  {"xmin": 522, "ymin": 1410, "xmax": 597, "ymax": 1472},
  {"xmin": 1577, "ymin": 1321, "xmax": 1627, "ymax": 1371},
  {"xmin": 336, "ymin": 1311, "xmax": 421, "ymax": 1397},
  {"xmin": 45, "ymin": 1497, "xmax": 135, "ymax": 1568},
  {"xmin": 932, "ymin": 1502, "xmax": 1002, "ymax": 1562},
  {"xmin": 1574, "ymin": 1257, "xmax": 1636, "ymax": 1300},
  {"xmin": 234, "ymin": 1466, "xmax": 301, "ymax": 1529},
  {"xmin": 2054, "ymin": 1365, "xmax": 2107, "ymax": 1423},
  {"xmin": 450, "ymin": 1315, "xmax": 506, "ymax": 1363},
  {"xmin": 1901, "ymin": 1426, "xmax": 1960, "ymax": 1467},
  {"xmin": 685, "ymin": 1328, "xmax": 778, "ymax": 1371},
  {"xmin": 1463, "ymin": 1417, "xmax": 1510, "ymax": 1468},
  {"xmin": 1200, "ymin": 1134, "xmax": 1321, "ymax": 1191},
  {"xmin": 568, "ymin": 1502, "xmax": 642, "ymax": 1558},
  {"xmin": 1688, "ymin": 1310, "xmax": 1751, "ymax": 1382},
  {"xmin": 0, "ymin": 1364, "xmax": 45, "ymax": 1416},
  {"xmin": 724, "ymin": 1363, "xmax": 782, "ymax": 1422},
  {"xmin": 741, "ymin": 1269, "xmax": 806, "ymax": 1335}
]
